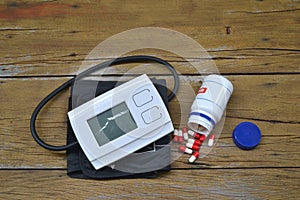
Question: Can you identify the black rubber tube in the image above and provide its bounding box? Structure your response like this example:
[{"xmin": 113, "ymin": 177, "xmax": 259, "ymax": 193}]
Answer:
[{"xmin": 30, "ymin": 55, "xmax": 179, "ymax": 151}]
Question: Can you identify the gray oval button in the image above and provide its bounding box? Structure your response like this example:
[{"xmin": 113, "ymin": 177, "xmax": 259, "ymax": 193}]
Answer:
[
  {"xmin": 132, "ymin": 89, "xmax": 153, "ymax": 107},
  {"xmin": 141, "ymin": 106, "xmax": 162, "ymax": 124}
]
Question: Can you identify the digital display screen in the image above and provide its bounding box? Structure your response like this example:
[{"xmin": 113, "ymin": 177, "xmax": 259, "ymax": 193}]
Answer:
[{"xmin": 87, "ymin": 102, "xmax": 138, "ymax": 146}]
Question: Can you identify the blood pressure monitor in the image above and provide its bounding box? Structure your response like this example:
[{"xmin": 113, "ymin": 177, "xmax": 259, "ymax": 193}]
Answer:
[{"xmin": 68, "ymin": 74, "xmax": 174, "ymax": 170}]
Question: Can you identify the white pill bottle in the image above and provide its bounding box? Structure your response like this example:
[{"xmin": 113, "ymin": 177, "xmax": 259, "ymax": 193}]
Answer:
[{"xmin": 188, "ymin": 74, "xmax": 233, "ymax": 137}]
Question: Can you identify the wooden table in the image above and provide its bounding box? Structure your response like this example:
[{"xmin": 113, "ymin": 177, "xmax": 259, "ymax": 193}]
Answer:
[{"xmin": 1, "ymin": 1, "xmax": 299, "ymax": 199}]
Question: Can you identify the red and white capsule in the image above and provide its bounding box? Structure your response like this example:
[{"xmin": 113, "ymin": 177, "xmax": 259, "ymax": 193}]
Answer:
[
  {"xmin": 188, "ymin": 130, "xmax": 201, "ymax": 140},
  {"xmin": 186, "ymin": 142, "xmax": 200, "ymax": 151},
  {"xmin": 189, "ymin": 151, "xmax": 200, "ymax": 163},
  {"xmin": 179, "ymin": 146, "xmax": 193, "ymax": 155},
  {"xmin": 208, "ymin": 134, "xmax": 215, "ymax": 147},
  {"xmin": 187, "ymin": 139, "xmax": 202, "ymax": 146},
  {"xmin": 173, "ymin": 129, "xmax": 179, "ymax": 142},
  {"xmin": 188, "ymin": 130, "xmax": 196, "ymax": 137},
  {"xmin": 182, "ymin": 127, "xmax": 189, "ymax": 141},
  {"xmin": 178, "ymin": 130, "xmax": 184, "ymax": 143},
  {"xmin": 199, "ymin": 134, "xmax": 206, "ymax": 142}
]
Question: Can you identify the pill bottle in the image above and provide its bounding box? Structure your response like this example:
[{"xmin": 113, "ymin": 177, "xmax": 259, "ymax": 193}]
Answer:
[{"xmin": 187, "ymin": 74, "xmax": 233, "ymax": 136}]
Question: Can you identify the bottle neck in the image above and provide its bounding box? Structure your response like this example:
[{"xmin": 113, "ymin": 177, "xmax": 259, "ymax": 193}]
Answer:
[{"xmin": 188, "ymin": 112, "xmax": 215, "ymax": 136}]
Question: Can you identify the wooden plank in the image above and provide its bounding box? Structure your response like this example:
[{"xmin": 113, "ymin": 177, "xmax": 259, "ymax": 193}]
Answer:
[
  {"xmin": 0, "ymin": 169, "xmax": 299, "ymax": 199},
  {"xmin": 0, "ymin": 1, "xmax": 299, "ymax": 199},
  {"xmin": 0, "ymin": 0, "xmax": 299, "ymax": 76},
  {"xmin": 1, "ymin": 52, "xmax": 299, "ymax": 76},
  {"xmin": 0, "ymin": 75, "xmax": 299, "ymax": 168}
]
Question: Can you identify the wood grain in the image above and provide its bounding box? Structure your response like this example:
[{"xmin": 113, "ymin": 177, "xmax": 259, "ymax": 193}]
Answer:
[
  {"xmin": 0, "ymin": 75, "xmax": 299, "ymax": 168},
  {"xmin": 0, "ymin": 0, "xmax": 299, "ymax": 199},
  {"xmin": 1, "ymin": 169, "xmax": 299, "ymax": 200},
  {"xmin": 0, "ymin": 0, "xmax": 299, "ymax": 76}
]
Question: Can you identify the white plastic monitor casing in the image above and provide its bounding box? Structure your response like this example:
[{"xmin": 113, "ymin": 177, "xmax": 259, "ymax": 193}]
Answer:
[{"xmin": 68, "ymin": 74, "xmax": 174, "ymax": 170}]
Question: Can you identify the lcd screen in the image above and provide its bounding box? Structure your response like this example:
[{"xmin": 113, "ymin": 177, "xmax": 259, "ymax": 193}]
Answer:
[{"xmin": 87, "ymin": 102, "xmax": 138, "ymax": 146}]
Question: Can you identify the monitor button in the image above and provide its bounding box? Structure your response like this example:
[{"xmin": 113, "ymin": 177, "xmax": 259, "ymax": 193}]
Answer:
[
  {"xmin": 132, "ymin": 89, "xmax": 153, "ymax": 107},
  {"xmin": 141, "ymin": 106, "xmax": 162, "ymax": 124}
]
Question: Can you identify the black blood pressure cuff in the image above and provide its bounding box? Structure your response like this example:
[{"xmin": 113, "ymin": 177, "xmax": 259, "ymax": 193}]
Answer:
[{"xmin": 66, "ymin": 78, "xmax": 171, "ymax": 179}]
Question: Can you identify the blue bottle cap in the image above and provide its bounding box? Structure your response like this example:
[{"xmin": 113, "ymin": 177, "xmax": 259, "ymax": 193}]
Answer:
[{"xmin": 232, "ymin": 122, "xmax": 261, "ymax": 150}]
